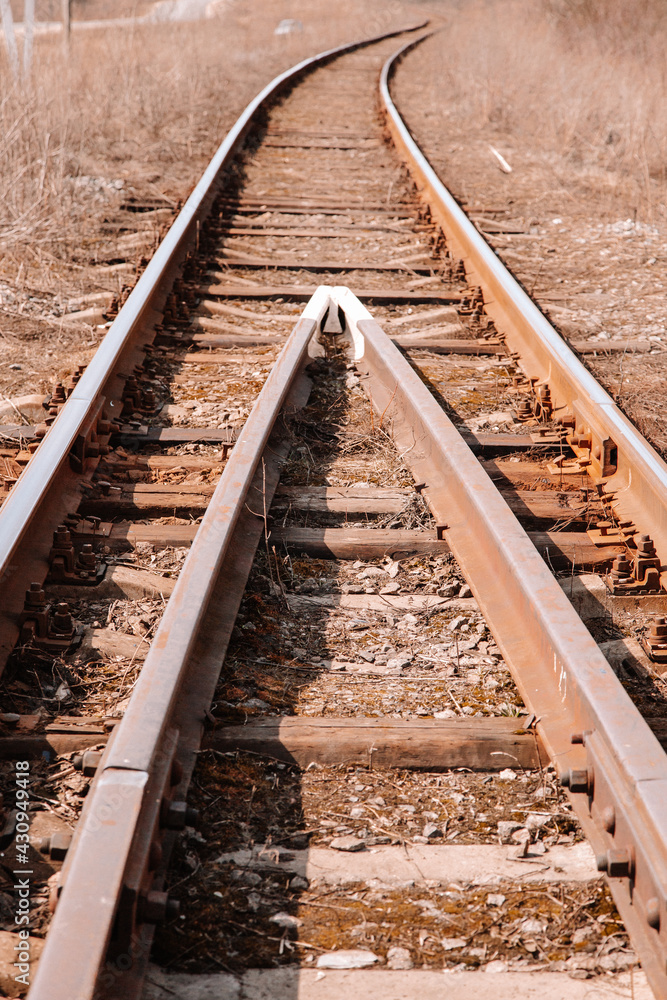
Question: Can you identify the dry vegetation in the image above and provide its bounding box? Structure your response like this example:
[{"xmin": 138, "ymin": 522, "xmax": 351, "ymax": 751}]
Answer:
[
  {"xmin": 0, "ymin": 0, "xmax": 414, "ymax": 281},
  {"xmin": 416, "ymin": 0, "xmax": 667, "ymax": 220}
]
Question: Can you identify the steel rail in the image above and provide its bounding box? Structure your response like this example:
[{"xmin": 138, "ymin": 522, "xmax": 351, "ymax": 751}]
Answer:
[
  {"xmin": 0, "ymin": 18, "xmax": 427, "ymax": 670},
  {"xmin": 378, "ymin": 34, "xmax": 667, "ymax": 992},
  {"xmin": 333, "ymin": 284, "xmax": 667, "ymax": 996},
  {"xmin": 380, "ymin": 35, "xmax": 667, "ymax": 592},
  {"xmin": 27, "ymin": 288, "xmax": 332, "ymax": 1000}
]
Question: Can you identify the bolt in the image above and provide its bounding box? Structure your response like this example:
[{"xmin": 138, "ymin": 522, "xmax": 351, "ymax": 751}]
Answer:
[
  {"xmin": 138, "ymin": 890, "xmax": 180, "ymax": 925},
  {"xmin": 637, "ymin": 533, "xmax": 657, "ymax": 556},
  {"xmin": 596, "ymin": 847, "xmax": 634, "ymax": 878},
  {"xmin": 24, "ymin": 583, "xmax": 46, "ymax": 611},
  {"xmin": 610, "ymin": 555, "xmax": 633, "ymax": 584},
  {"xmin": 38, "ymin": 832, "xmax": 72, "ymax": 861},
  {"xmin": 560, "ymin": 767, "xmax": 594, "ymax": 795},
  {"xmin": 650, "ymin": 616, "xmax": 667, "ymax": 637},
  {"xmin": 601, "ymin": 806, "xmax": 616, "ymax": 834},
  {"xmin": 53, "ymin": 525, "xmax": 72, "ymax": 548},
  {"xmin": 78, "ymin": 544, "xmax": 96, "ymax": 570},
  {"xmin": 80, "ymin": 750, "xmax": 102, "ymax": 777},
  {"xmin": 161, "ymin": 799, "xmax": 199, "ymax": 831},
  {"xmin": 647, "ymin": 897, "xmax": 661, "ymax": 930},
  {"xmin": 148, "ymin": 841, "xmax": 163, "ymax": 871},
  {"xmin": 51, "ymin": 603, "xmax": 73, "ymax": 635}
]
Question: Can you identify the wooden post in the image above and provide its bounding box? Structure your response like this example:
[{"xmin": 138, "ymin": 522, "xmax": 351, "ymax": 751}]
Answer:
[
  {"xmin": 0, "ymin": 0, "xmax": 19, "ymax": 81},
  {"xmin": 23, "ymin": 0, "xmax": 34, "ymax": 77}
]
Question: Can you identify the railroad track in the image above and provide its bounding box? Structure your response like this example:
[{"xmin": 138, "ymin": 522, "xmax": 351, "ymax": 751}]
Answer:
[{"xmin": 1, "ymin": 21, "xmax": 667, "ymax": 1000}]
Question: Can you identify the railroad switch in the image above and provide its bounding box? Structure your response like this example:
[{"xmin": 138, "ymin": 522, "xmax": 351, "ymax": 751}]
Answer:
[
  {"xmin": 47, "ymin": 525, "xmax": 106, "ymax": 586},
  {"xmin": 19, "ymin": 584, "xmax": 75, "ymax": 652}
]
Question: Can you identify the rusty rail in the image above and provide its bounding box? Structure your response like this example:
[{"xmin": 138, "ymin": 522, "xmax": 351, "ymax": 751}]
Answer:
[
  {"xmin": 381, "ymin": 34, "xmax": 667, "ymax": 599},
  {"xmin": 380, "ymin": 38, "xmax": 667, "ymax": 999},
  {"xmin": 27, "ymin": 288, "xmax": 331, "ymax": 1000}
]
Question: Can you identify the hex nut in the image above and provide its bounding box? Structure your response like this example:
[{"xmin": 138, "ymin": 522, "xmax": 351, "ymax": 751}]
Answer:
[{"xmin": 138, "ymin": 890, "xmax": 180, "ymax": 925}]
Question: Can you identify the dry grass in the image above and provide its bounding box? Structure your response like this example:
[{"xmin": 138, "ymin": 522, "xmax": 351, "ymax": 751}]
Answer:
[
  {"xmin": 418, "ymin": 0, "xmax": 667, "ymax": 220},
  {"xmin": 0, "ymin": 0, "xmax": 412, "ymax": 278}
]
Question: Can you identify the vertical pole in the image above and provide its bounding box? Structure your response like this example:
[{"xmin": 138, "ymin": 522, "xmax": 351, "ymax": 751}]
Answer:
[
  {"xmin": 0, "ymin": 0, "xmax": 19, "ymax": 81},
  {"xmin": 23, "ymin": 0, "xmax": 34, "ymax": 77},
  {"xmin": 61, "ymin": 0, "xmax": 70, "ymax": 54}
]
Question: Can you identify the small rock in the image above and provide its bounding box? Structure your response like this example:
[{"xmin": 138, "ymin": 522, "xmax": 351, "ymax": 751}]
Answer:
[
  {"xmin": 423, "ymin": 823, "xmax": 443, "ymax": 839},
  {"xmin": 54, "ymin": 682, "xmax": 72, "ymax": 702},
  {"xmin": 441, "ymin": 937, "xmax": 467, "ymax": 951},
  {"xmin": 434, "ymin": 708, "xmax": 457, "ymax": 719},
  {"xmin": 8, "ymin": 364, "xmax": 21, "ymax": 371},
  {"xmin": 358, "ymin": 651, "xmax": 375, "ymax": 662},
  {"xmin": 379, "ymin": 582, "xmax": 401, "ymax": 595},
  {"xmin": 528, "ymin": 841, "xmax": 547, "ymax": 855},
  {"xmin": 357, "ymin": 567, "xmax": 385, "ymax": 580},
  {"xmin": 520, "ymin": 918, "xmax": 545, "ymax": 934},
  {"xmin": 498, "ymin": 768, "xmax": 517, "ymax": 780},
  {"xmin": 448, "ymin": 615, "xmax": 466, "ymax": 631},
  {"xmin": 484, "ymin": 960, "xmax": 509, "ymax": 973},
  {"xmin": 497, "ymin": 821, "xmax": 522, "ymax": 843},
  {"xmin": 438, "ymin": 583, "xmax": 459, "ymax": 597},
  {"xmin": 386, "ymin": 946, "xmax": 413, "ymax": 970},
  {"xmin": 270, "ymin": 912, "xmax": 302, "ymax": 929},
  {"xmin": 385, "ymin": 560, "xmax": 400, "ymax": 579},
  {"xmin": 459, "ymin": 584, "xmax": 472, "ymax": 598},
  {"xmin": 510, "ymin": 827, "xmax": 530, "ymax": 845},
  {"xmin": 598, "ymin": 952, "xmax": 636, "ymax": 972},
  {"xmin": 231, "ymin": 869, "xmax": 261, "ymax": 887},
  {"xmin": 242, "ymin": 697, "xmax": 270, "ymax": 710},
  {"xmin": 572, "ymin": 927, "xmax": 591, "ymax": 945},
  {"xmin": 387, "ymin": 654, "xmax": 413, "ymax": 670},
  {"xmin": 289, "ymin": 875, "xmax": 309, "ymax": 890},
  {"xmin": 317, "ymin": 950, "xmax": 379, "ymax": 969},
  {"xmin": 525, "ymin": 812, "xmax": 550, "ymax": 831},
  {"xmin": 486, "ymin": 893, "xmax": 506, "ymax": 907},
  {"xmin": 330, "ymin": 835, "xmax": 365, "ymax": 852},
  {"xmin": 350, "ymin": 808, "xmax": 365, "ymax": 819}
]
